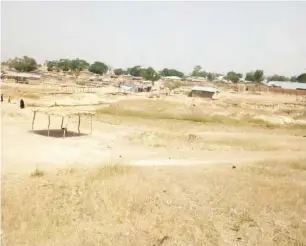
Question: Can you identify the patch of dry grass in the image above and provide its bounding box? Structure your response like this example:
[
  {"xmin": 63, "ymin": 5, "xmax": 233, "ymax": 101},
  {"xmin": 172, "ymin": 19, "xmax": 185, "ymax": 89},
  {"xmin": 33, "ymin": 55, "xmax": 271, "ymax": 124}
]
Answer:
[
  {"xmin": 96, "ymin": 99, "xmax": 305, "ymax": 130},
  {"xmin": 23, "ymin": 93, "xmax": 41, "ymax": 100},
  {"xmin": 125, "ymin": 131, "xmax": 306, "ymax": 152},
  {"xmin": 2, "ymin": 159, "xmax": 306, "ymax": 246},
  {"xmin": 30, "ymin": 166, "xmax": 45, "ymax": 177}
]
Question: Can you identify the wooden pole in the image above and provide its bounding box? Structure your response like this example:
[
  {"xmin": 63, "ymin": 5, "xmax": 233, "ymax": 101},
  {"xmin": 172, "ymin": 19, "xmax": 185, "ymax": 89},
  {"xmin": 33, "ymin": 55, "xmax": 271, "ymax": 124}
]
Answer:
[
  {"xmin": 78, "ymin": 114, "xmax": 81, "ymax": 135},
  {"xmin": 48, "ymin": 115, "xmax": 51, "ymax": 137},
  {"xmin": 90, "ymin": 114, "xmax": 93, "ymax": 135},
  {"xmin": 32, "ymin": 111, "xmax": 36, "ymax": 131},
  {"xmin": 61, "ymin": 116, "xmax": 64, "ymax": 129}
]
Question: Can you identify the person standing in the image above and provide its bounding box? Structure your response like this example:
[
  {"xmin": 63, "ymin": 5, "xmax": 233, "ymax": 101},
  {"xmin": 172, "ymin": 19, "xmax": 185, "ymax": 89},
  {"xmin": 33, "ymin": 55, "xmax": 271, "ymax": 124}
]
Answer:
[
  {"xmin": 20, "ymin": 99, "xmax": 25, "ymax": 109},
  {"xmin": 1, "ymin": 94, "xmax": 3, "ymax": 102}
]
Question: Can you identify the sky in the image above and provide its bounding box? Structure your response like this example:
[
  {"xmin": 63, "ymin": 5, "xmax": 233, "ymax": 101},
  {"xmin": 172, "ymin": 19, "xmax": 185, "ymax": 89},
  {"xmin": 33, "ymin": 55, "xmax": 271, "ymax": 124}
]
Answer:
[{"xmin": 1, "ymin": 1, "xmax": 306, "ymax": 76}]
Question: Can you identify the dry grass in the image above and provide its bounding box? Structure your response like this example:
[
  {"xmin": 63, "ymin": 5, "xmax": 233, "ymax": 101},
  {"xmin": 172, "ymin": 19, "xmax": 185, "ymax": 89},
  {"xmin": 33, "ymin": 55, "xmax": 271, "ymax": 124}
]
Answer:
[
  {"xmin": 30, "ymin": 166, "xmax": 45, "ymax": 177},
  {"xmin": 96, "ymin": 99, "xmax": 305, "ymax": 130},
  {"xmin": 2, "ymin": 159, "xmax": 306, "ymax": 246},
  {"xmin": 125, "ymin": 131, "xmax": 306, "ymax": 152}
]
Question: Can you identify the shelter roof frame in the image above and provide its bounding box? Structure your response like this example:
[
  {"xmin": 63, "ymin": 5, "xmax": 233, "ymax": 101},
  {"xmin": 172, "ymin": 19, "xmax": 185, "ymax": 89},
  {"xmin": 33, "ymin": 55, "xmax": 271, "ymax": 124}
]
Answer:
[{"xmin": 31, "ymin": 110, "xmax": 94, "ymax": 138}]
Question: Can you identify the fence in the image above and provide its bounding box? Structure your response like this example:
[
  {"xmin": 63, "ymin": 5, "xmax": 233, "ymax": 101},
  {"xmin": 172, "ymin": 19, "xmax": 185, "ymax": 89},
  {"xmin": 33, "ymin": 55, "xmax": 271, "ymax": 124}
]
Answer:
[
  {"xmin": 41, "ymin": 83, "xmax": 97, "ymax": 93},
  {"xmin": 227, "ymin": 84, "xmax": 306, "ymax": 96}
]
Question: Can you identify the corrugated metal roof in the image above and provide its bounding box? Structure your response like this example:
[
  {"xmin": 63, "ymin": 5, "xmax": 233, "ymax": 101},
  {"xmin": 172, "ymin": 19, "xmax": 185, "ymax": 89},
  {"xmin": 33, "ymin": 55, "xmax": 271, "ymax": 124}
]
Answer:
[
  {"xmin": 191, "ymin": 86, "xmax": 219, "ymax": 93},
  {"xmin": 164, "ymin": 76, "xmax": 182, "ymax": 80},
  {"xmin": 267, "ymin": 81, "xmax": 306, "ymax": 90}
]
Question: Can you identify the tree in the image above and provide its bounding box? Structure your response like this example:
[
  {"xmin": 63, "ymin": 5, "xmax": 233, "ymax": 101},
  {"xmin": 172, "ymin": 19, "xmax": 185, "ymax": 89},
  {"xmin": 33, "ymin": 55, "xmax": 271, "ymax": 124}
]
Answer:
[
  {"xmin": 191, "ymin": 65, "xmax": 202, "ymax": 77},
  {"xmin": 140, "ymin": 67, "xmax": 160, "ymax": 82},
  {"xmin": 57, "ymin": 59, "xmax": 71, "ymax": 71},
  {"xmin": 70, "ymin": 58, "xmax": 89, "ymax": 72},
  {"xmin": 191, "ymin": 65, "xmax": 209, "ymax": 78},
  {"xmin": 253, "ymin": 70, "xmax": 264, "ymax": 83},
  {"xmin": 245, "ymin": 72, "xmax": 255, "ymax": 82},
  {"xmin": 46, "ymin": 60, "xmax": 58, "ymax": 71},
  {"xmin": 114, "ymin": 68, "xmax": 125, "ymax": 76},
  {"xmin": 199, "ymin": 71, "xmax": 208, "ymax": 78},
  {"xmin": 297, "ymin": 73, "xmax": 306, "ymax": 83},
  {"xmin": 225, "ymin": 71, "xmax": 243, "ymax": 83},
  {"xmin": 8, "ymin": 56, "xmax": 38, "ymax": 72},
  {"xmin": 129, "ymin": 66, "xmax": 142, "ymax": 77},
  {"xmin": 207, "ymin": 72, "xmax": 215, "ymax": 81},
  {"xmin": 267, "ymin": 74, "xmax": 289, "ymax": 82},
  {"xmin": 159, "ymin": 68, "xmax": 185, "ymax": 78},
  {"xmin": 164, "ymin": 80, "xmax": 183, "ymax": 95},
  {"xmin": 290, "ymin": 76, "xmax": 298, "ymax": 82},
  {"xmin": 89, "ymin": 61, "xmax": 108, "ymax": 75},
  {"xmin": 245, "ymin": 70, "xmax": 264, "ymax": 83}
]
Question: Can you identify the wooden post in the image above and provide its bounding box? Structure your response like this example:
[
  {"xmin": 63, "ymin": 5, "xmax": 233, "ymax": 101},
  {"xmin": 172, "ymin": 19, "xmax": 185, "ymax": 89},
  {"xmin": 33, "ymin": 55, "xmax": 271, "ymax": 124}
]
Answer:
[
  {"xmin": 48, "ymin": 115, "xmax": 51, "ymax": 137},
  {"xmin": 90, "ymin": 114, "xmax": 93, "ymax": 135},
  {"xmin": 32, "ymin": 111, "xmax": 36, "ymax": 131},
  {"xmin": 60, "ymin": 116, "xmax": 64, "ymax": 129},
  {"xmin": 78, "ymin": 114, "xmax": 81, "ymax": 135}
]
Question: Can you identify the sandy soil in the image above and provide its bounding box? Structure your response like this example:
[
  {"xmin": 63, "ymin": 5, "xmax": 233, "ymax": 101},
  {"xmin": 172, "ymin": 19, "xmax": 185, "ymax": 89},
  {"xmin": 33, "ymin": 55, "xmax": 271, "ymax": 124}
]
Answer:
[
  {"xmin": 1, "ymin": 81, "xmax": 305, "ymax": 174},
  {"xmin": 1, "ymin": 80, "xmax": 306, "ymax": 245}
]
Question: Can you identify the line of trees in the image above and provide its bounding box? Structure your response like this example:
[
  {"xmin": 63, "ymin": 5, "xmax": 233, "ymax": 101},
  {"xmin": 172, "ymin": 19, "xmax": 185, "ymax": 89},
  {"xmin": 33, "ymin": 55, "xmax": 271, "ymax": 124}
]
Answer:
[{"xmin": 2, "ymin": 56, "xmax": 306, "ymax": 83}]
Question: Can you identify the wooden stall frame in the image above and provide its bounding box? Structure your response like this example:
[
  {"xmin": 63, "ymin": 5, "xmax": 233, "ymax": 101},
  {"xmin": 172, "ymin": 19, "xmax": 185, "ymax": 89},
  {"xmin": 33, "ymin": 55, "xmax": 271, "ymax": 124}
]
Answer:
[{"xmin": 31, "ymin": 110, "xmax": 95, "ymax": 138}]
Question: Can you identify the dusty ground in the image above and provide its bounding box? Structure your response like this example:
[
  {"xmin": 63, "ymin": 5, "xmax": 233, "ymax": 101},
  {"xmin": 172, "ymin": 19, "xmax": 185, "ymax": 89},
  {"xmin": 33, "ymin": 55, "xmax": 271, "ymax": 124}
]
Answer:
[{"xmin": 1, "ymin": 80, "xmax": 306, "ymax": 245}]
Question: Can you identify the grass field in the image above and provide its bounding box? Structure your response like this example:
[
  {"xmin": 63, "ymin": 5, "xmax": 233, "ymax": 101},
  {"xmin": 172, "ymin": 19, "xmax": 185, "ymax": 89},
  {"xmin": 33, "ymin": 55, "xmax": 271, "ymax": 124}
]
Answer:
[
  {"xmin": 1, "ymin": 82, "xmax": 306, "ymax": 246},
  {"xmin": 2, "ymin": 159, "xmax": 306, "ymax": 246}
]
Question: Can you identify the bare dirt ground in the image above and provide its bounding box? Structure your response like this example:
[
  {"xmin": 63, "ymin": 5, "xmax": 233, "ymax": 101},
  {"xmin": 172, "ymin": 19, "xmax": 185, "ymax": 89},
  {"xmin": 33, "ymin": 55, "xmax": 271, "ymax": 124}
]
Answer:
[{"xmin": 1, "ymin": 80, "xmax": 306, "ymax": 245}]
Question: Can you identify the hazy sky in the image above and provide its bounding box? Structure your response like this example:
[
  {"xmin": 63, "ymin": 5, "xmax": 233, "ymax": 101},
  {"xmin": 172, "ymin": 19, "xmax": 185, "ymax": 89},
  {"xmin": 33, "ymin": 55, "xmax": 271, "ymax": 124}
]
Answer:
[{"xmin": 2, "ymin": 1, "xmax": 306, "ymax": 76}]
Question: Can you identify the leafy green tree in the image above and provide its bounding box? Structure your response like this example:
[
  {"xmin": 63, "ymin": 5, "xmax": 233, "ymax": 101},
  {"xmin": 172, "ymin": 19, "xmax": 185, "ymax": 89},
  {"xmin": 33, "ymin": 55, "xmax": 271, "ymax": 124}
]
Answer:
[
  {"xmin": 191, "ymin": 65, "xmax": 202, "ymax": 77},
  {"xmin": 207, "ymin": 72, "xmax": 215, "ymax": 81},
  {"xmin": 9, "ymin": 56, "xmax": 38, "ymax": 72},
  {"xmin": 46, "ymin": 60, "xmax": 58, "ymax": 71},
  {"xmin": 57, "ymin": 59, "xmax": 71, "ymax": 71},
  {"xmin": 191, "ymin": 65, "xmax": 209, "ymax": 78},
  {"xmin": 89, "ymin": 61, "xmax": 108, "ymax": 75},
  {"xmin": 297, "ymin": 73, "xmax": 306, "ymax": 83},
  {"xmin": 290, "ymin": 76, "xmax": 298, "ymax": 82},
  {"xmin": 125, "ymin": 68, "xmax": 132, "ymax": 75},
  {"xmin": 114, "ymin": 68, "xmax": 125, "ymax": 76},
  {"xmin": 159, "ymin": 68, "xmax": 185, "ymax": 78},
  {"xmin": 199, "ymin": 71, "xmax": 208, "ymax": 78},
  {"xmin": 267, "ymin": 74, "xmax": 289, "ymax": 82},
  {"xmin": 245, "ymin": 70, "xmax": 264, "ymax": 83},
  {"xmin": 140, "ymin": 67, "xmax": 160, "ymax": 82},
  {"xmin": 70, "ymin": 59, "xmax": 89, "ymax": 72},
  {"xmin": 225, "ymin": 71, "xmax": 243, "ymax": 83},
  {"xmin": 129, "ymin": 66, "xmax": 142, "ymax": 77},
  {"xmin": 253, "ymin": 70, "xmax": 264, "ymax": 82},
  {"xmin": 245, "ymin": 72, "xmax": 255, "ymax": 82}
]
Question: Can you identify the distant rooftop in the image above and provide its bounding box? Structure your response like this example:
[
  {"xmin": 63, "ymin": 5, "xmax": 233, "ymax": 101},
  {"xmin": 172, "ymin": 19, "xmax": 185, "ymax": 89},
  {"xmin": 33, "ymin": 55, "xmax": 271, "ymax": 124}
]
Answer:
[
  {"xmin": 4, "ymin": 71, "xmax": 41, "ymax": 79},
  {"xmin": 267, "ymin": 81, "xmax": 306, "ymax": 90},
  {"xmin": 191, "ymin": 86, "xmax": 219, "ymax": 93}
]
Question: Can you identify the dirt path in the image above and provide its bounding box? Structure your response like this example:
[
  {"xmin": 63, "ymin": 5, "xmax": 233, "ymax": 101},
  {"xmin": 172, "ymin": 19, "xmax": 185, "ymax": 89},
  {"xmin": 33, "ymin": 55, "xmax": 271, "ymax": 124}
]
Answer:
[{"xmin": 2, "ymin": 117, "xmax": 305, "ymax": 174}]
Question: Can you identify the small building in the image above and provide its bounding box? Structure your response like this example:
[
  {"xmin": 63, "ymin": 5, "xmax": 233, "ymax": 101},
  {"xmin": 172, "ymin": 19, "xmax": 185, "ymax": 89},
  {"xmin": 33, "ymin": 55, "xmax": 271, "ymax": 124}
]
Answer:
[{"xmin": 188, "ymin": 86, "xmax": 220, "ymax": 99}]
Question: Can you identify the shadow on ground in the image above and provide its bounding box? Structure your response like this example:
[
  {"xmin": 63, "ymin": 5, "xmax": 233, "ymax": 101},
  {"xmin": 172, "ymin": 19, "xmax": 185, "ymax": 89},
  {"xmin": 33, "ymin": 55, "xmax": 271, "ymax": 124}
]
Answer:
[{"xmin": 31, "ymin": 129, "xmax": 88, "ymax": 138}]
